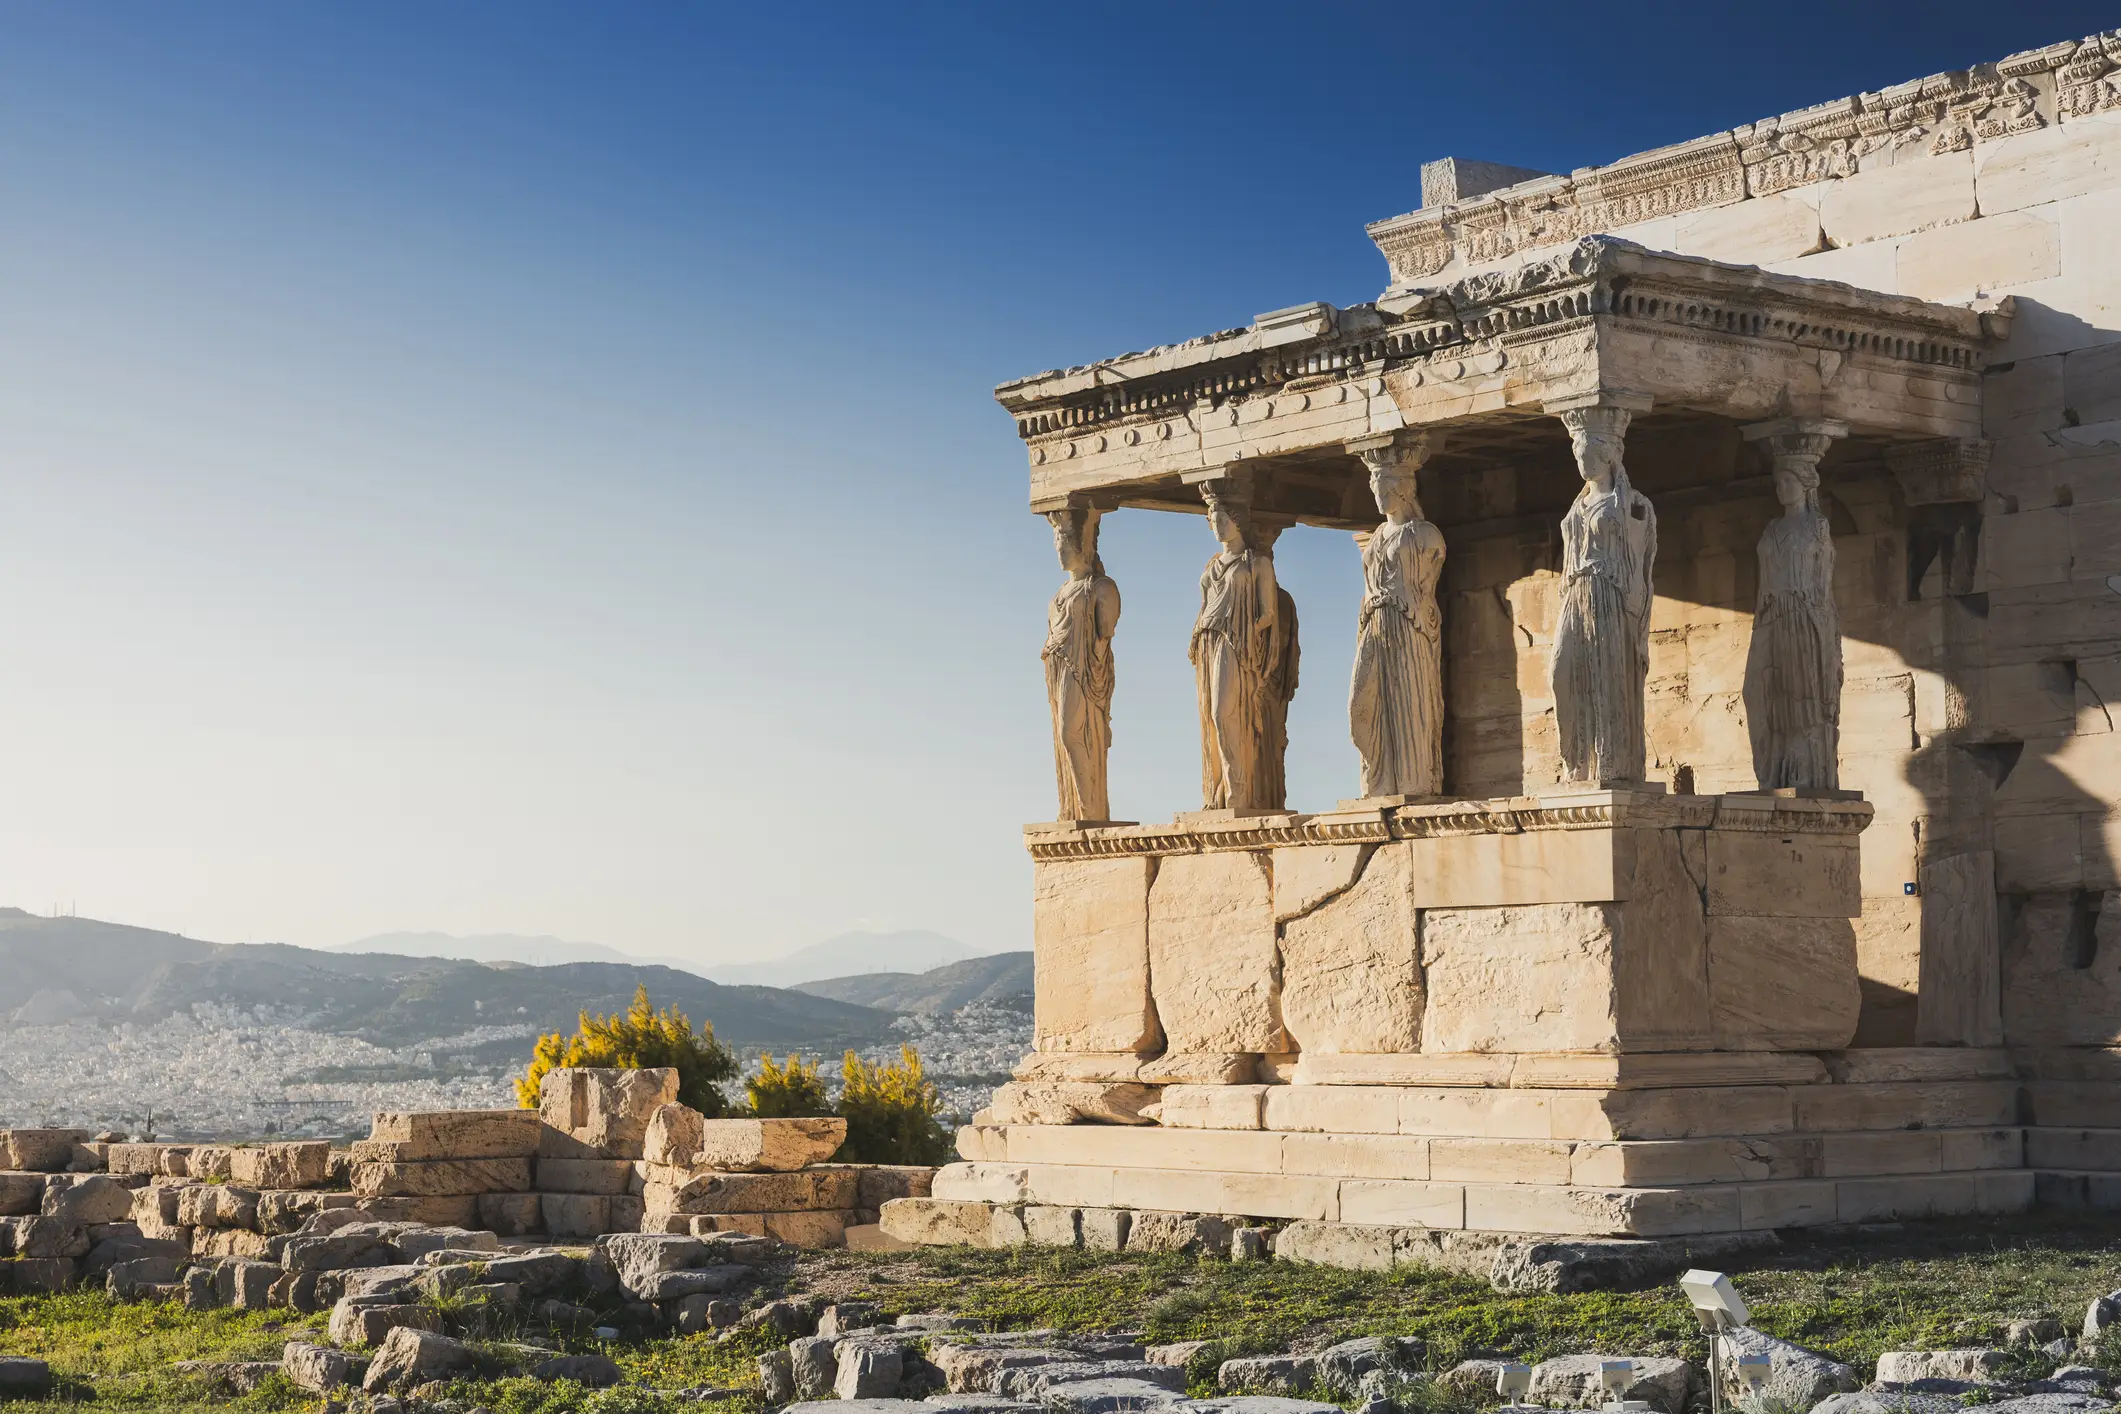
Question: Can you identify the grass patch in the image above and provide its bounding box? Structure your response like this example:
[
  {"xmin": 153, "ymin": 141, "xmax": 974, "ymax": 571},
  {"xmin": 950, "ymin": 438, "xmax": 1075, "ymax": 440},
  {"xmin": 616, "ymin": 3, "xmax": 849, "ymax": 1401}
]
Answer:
[
  {"xmin": 4, "ymin": 1214, "xmax": 2121, "ymax": 1412},
  {"xmin": 799, "ymin": 1213, "xmax": 2121, "ymax": 1378}
]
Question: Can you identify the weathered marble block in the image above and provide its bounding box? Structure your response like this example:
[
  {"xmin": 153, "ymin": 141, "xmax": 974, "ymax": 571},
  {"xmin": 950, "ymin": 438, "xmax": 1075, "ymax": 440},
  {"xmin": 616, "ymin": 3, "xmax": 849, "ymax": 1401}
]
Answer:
[
  {"xmin": 1147, "ymin": 850, "xmax": 1287, "ymax": 1057},
  {"xmin": 1030, "ymin": 855, "xmax": 1162, "ymax": 1056},
  {"xmin": 1025, "ymin": 792, "xmax": 1869, "ymax": 1063}
]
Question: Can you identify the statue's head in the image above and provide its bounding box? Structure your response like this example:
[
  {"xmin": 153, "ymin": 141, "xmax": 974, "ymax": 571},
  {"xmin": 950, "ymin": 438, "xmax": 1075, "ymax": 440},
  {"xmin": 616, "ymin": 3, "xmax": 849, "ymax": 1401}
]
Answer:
[
  {"xmin": 1773, "ymin": 455, "xmax": 1820, "ymax": 512},
  {"xmin": 1569, "ymin": 426, "xmax": 1625, "ymax": 485},
  {"xmin": 1047, "ymin": 506, "xmax": 1101, "ymax": 575},
  {"xmin": 1370, "ymin": 463, "xmax": 1423, "ymax": 523},
  {"xmin": 1201, "ymin": 478, "xmax": 1254, "ymax": 554},
  {"xmin": 1562, "ymin": 405, "xmax": 1631, "ymax": 487}
]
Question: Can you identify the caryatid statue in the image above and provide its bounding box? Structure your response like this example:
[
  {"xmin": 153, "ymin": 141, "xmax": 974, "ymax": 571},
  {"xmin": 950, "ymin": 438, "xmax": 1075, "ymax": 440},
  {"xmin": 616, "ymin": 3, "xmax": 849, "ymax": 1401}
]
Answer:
[
  {"xmin": 1255, "ymin": 522, "xmax": 1301, "ymax": 813},
  {"xmin": 1742, "ymin": 421, "xmax": 1847, "ymax": 791},
  {"xmin": 1190, "ymin": 475, "xmax": 1284, "ymax": 811},
  {"xmin": 1041, "ymin": 506, "xmax": 1121, "ymax": 822},
  {"xmin": 1551, "ymin": 403, "xmax": 1658, "ymax": 783},
  {"xmin": 1348, "ymin": 432, "xmax": 1447, "ymax": 799}
]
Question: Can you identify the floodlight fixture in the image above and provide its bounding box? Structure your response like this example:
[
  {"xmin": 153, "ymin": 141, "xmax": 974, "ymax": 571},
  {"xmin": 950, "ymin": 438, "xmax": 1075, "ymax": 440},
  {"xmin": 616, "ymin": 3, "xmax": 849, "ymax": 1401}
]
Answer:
[
  {"xmin": 1497, "ymin": 1361, "xmax": 1532, "ymax": 1403},
  {"xmin": 1679, "ymin": 1269, "xmax": 1751, "ymax": 1331},
  {"xmin": 1736, "ymin": 1353, "xmax": 1772, "ymax": 1391},
  {"xmin": 1600, "ymin": 1360, "xmax": 1635, "ymax": 1395},
  {"xmin": 1678, "ymin": 1270, "xmax": 1754, "ymax": 1414}
]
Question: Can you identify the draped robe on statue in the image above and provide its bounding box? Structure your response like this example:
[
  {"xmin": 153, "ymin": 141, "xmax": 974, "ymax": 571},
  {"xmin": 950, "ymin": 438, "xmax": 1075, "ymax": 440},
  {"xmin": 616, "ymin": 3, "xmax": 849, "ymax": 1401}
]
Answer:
[
  {"xmin": 1350, "ymin": 516, "xmax": 1446, "ymax": 797},
  {"xmin": 1042, "ymin": 572, "xmax": 1120, "ymax": 820},
  {"xmin": 1191, "ymin": 549, "xmax": 1278, "ymax": 810},
  {"xmin": 1746, "ymin": 506, "xmax": 1841, "ymax": 790},
  {"xmin": 1258, "ymin": 587, "xmax": 1299, "ymax": 812},
  {"xmin": 1553, "ymin": 476, "xmax": 1656, "ymax": 782}
]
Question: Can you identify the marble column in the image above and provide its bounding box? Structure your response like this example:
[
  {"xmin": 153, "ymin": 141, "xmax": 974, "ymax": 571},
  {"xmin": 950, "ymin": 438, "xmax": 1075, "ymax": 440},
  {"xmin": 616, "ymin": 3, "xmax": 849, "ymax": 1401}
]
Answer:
[
  {"xmin": 1345, "ymin": 430, "xmax": 1447, "ymax": 800},
  {"xmin": 1189, "ymin": 471, "xmax": 1283, "ymax": 811},
  {"xmin": 1545, "ymin": 394, "xmax": 1657, "ymax": 785},
  {"xmin": 1042, "ymin": 505, "xmax": 1121, "ymax": 822},
  {"xmin": 1739, "ymin": 418, "xmax": 1849, "ymax": 792}
]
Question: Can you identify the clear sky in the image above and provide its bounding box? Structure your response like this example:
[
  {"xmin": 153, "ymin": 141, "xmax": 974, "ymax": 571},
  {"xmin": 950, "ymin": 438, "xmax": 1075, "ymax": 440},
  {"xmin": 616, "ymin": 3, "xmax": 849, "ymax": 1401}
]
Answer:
[{"xmin": 0, "ymin": 2, "xmax": 2108, "ymax": 966}]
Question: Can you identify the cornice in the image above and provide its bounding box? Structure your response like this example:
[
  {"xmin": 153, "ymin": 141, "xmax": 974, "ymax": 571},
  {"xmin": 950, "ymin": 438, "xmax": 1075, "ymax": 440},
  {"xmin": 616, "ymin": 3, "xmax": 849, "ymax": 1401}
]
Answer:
[
  {"xmin": 1024, "ymin": 792, "xmax": 1873, "ymax": 861},
  {"xmin": 999, "ymin": 238, "xmax": 1993, "ymax": 448}
]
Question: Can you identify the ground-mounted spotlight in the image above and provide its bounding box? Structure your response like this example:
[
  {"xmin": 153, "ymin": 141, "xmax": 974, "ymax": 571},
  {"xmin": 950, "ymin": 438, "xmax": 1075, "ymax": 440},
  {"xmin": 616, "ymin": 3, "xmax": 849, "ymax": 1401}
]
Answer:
[{"xmin": 1679, "ymin": 1269, "xmax": 1756, "ymax": 1414}]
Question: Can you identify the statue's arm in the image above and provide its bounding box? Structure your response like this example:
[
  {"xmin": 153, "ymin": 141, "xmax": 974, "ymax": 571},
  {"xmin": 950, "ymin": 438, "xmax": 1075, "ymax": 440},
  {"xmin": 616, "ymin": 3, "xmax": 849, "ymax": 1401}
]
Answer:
[{"xmin": 1095, "ymin": 577, "xmax": 1122, "ymax": 643}]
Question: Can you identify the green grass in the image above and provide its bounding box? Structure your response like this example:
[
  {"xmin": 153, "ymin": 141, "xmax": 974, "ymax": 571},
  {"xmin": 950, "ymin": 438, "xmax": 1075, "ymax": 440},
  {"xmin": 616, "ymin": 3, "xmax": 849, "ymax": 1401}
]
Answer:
[
  {"xmin": 801, "ymin": 1213, "xmax": 2121, "ymax": 1387},
  {"xmin": 5, "ymin": 1214, "xmax": 2121, "ymax": 1411},
  {"xmin": 0, "ymin": 1290, "xmax": 326, "ymax": 1409}
]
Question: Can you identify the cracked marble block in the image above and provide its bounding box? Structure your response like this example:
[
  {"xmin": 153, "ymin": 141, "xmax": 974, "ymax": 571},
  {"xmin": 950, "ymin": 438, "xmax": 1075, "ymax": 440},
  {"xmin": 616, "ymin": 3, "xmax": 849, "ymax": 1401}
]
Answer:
[
  {"xmin": 1276, "ymin": 843, "xmax": 1421, "ymax": 1054},
  {"xmin": 1410, "ymin": 804, "xmax": 1862, "ymax": 1055},
  {"xmin": 1031, "ymin": 857, "xmax": 1163, "ymax": 1056},
  {"xmin": 1147, "ymin": 850, "xmax": 1286, "ymax": 1057}
]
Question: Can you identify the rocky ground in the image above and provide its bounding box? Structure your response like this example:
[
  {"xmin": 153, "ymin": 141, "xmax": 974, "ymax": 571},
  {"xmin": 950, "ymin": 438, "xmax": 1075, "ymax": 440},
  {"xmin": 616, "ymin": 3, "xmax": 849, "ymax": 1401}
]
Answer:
[{"xmin": 6, "ymin": 1211, "xmax": 2121, "ymax": 1413}]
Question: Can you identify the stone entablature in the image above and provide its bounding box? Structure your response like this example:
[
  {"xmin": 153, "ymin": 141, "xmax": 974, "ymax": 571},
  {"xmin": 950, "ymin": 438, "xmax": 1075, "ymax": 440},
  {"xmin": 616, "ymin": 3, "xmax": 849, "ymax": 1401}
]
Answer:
[
  {"xmin": 1363, "ymin": 30, "xmax": 2121, "ymax": 284},
  {"xmin": 998, "ymin": 241, "xmax": 1997, "ymax": 522}
]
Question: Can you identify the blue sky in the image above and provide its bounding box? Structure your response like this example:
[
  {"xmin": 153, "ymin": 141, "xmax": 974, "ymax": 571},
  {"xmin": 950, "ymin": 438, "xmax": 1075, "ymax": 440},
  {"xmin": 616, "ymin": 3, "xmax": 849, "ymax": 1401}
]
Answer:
[{"xmin": 0, "ymin": 2, "xmax": 2108, "ymax": 965}]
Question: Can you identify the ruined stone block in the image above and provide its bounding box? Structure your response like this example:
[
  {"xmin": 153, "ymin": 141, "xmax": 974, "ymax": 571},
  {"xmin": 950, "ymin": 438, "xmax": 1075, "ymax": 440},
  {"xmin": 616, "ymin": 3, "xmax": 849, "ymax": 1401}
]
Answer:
[
  {"xmin": 0, "ymin": 1130, "xmax": 85, "ymax": 1173},
  {"xmin": 535, "ymin": 1158, "xmax": 634, "ymax": 1194},
  {"xmin": 1034, "ymin": 856, "xmax": 1162, "ymax": 1056},
  {"xmin": 349, "ymin": 1158, "xmax": 532, "ymax": 1197},
  {"xmin": 229, "ymin": 1143, "xmax": 329, "ymax": 1191},
  {"xmin": 0, "ymin": 1172, "xmax": 45, "ymax": 1217},
  {"xmin": 366, "ymin": 1108, "xmax": 541, "ymax": 1160},
  {"xmin": 1147, "ymin": 850, "xmax": 1284, "ymax": 1055},
  {"xmin": 538, "ymin": 1067, "xmax": 679, "ymax": 1160},
  {"xmin": 540, "ymin": 1192, "xmax": 611, "ymax": 1239}
]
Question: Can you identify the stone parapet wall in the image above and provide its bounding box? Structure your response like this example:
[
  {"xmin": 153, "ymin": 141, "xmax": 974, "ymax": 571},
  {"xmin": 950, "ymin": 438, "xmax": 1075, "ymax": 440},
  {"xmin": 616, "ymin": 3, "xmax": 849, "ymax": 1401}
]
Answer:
[
  {"xmin": 0, "ymin": 1072, "xmax": 938, "ymax": 1291},
  {"xmin": 1032, "ymin": 792, "xmax": 1867, "ymax": 1068}
]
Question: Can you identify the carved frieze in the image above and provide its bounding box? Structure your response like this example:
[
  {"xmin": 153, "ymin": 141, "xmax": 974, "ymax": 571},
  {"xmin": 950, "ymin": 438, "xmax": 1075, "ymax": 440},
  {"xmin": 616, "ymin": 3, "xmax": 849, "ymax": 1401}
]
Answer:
[
  {"xmin": 2057, "ymin": 35, "xmax": 2121, "ymax": 120},
  {"xmin": 1363, "ymin": 29, "xmax": 2117, "ymax": 281},
  {"xmin": 1885, "ymin": 438, "xmax": 1994, "ymax": 505}
]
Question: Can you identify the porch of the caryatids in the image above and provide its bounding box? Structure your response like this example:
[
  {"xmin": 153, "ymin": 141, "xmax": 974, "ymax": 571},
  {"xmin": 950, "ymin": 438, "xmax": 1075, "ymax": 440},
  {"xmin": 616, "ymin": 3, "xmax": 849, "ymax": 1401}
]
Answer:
[
  {"xmin": 1188, "ymin": 470, "xmax": 1292, "ymax": 812},
  {"xmin": 1345, "ymin": 429, "xmax": 1447, "ymax": 801},
  {"xmin": 1545, "ymin": 392, "xmax": 1657, "ymax": 785},
  {"xmin": 1041, "ymin": 504, "xmax": 1121, "ymax": 823},
  {"xmin": 1740, "ymin": 418, "xmax": 1849, "ymax": 793}
]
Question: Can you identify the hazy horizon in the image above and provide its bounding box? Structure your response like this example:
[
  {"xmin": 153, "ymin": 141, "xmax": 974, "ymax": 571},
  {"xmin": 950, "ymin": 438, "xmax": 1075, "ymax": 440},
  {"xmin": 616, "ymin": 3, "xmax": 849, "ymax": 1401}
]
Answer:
[{"xmin": 1, "ymin": 1, "xmax": 2101, "ymax": 966}]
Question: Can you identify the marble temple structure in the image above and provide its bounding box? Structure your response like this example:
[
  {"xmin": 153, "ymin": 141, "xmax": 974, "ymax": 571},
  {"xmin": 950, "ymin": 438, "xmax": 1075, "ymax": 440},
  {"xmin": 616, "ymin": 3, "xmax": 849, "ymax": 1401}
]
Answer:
[{"xmin": 883, "ymin": 30, "xmax": 2121, "ymax": 1255}]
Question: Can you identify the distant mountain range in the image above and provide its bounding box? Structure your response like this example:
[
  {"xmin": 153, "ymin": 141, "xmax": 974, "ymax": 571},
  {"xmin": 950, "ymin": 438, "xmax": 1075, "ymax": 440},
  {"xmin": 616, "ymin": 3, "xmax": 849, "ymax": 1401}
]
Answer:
[
  {"xmin": 795, "ymin": 952, "xmax": 1032, "ymax": 1016},
  {"xmin": 333, "ymin": 927, "xmax": 994, "ymax": 990},
  {"xmin": 0, "ymin": 909, "xmax": 898, "ymax": 1052},
  {"xmin": 332, "ymin": 932, "xmax": 648, "ymax": 969}
]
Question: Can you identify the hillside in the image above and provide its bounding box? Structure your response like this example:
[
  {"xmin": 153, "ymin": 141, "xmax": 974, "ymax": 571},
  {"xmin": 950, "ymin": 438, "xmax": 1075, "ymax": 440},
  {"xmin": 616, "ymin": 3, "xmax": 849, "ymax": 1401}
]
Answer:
[
  {"xmin": 330, "ymin": 931, "xmax": 651, "ymax": 969},
  {"xmin": 704, "ymin": 930, "xmax": 988, "ymax": 988},
  {"xmin": 0, "ymin": 910, "xmax": 898, "ymax": 1051},
  {"xmin": 794, "ymin": 951, "xmax": 1032, "ymax": 1015}
]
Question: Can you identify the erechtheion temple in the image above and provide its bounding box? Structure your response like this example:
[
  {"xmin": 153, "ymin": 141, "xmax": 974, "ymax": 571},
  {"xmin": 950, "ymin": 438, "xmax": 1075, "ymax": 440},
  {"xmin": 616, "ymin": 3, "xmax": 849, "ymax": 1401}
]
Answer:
[{"xmin": 885, "ymin": 29, "xmax": 2121, "ymax": 1254}]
